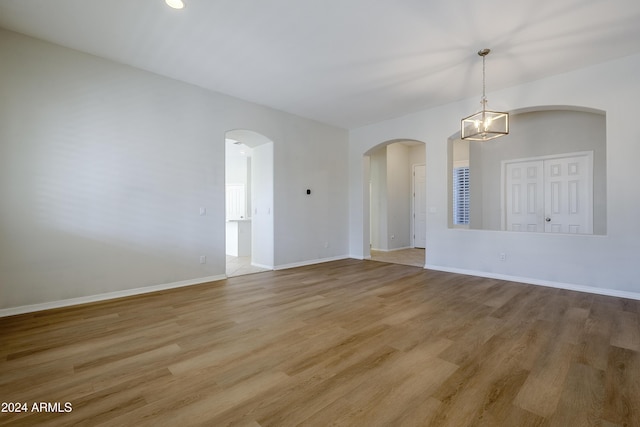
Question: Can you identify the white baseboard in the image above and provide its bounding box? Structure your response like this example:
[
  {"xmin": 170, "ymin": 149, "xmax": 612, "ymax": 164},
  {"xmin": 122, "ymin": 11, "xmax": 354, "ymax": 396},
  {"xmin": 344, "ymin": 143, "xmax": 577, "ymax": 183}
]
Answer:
[
  {"xmin": 0, "ymin": 256, "xmax": 352, "ymax": 317},
  {"xmin": 274, "ymin": 255, "xmax": 350, "ymax": 270},
  {"xmin": 424, "ymin": 264, "xmax": 640, "ymax": 301},
  {"xmin": 0, "ymin": 274, "xmax": 227, "ymax": 318},
  {"xmin": 370, "ymin": 246, "xmax": 412, "ymax": 252},
  {"xmin": 250, "ymin": 262, "xmax": 274, "ymax": 270},
  {"xmin": 8, "ymin": 261, "xmax": 636, "ymax": 318}
]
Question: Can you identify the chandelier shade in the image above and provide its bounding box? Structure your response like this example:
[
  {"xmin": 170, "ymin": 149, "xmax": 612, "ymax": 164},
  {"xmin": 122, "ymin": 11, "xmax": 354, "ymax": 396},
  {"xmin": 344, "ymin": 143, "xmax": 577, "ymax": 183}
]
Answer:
[
  {"xmin": 461, "ymin": 109, "xmax": 509, "ymax": 141},
  {"xmin": 461, "ymin": 49, "xmax": 509, "ymax": 141}
]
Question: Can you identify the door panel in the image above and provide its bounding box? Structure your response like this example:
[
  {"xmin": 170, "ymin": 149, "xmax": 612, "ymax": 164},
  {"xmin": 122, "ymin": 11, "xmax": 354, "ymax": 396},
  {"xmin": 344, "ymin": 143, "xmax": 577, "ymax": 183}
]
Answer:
[
  {"xmin": 504, "ymin": 152, "xmax": 593, "ymax": 234},
  {"xmin": 505, "ymin": 160, "xmax": 543, "ymax": 232},
  {"xmin": 544, "ymin": 154, "xmax": 592, "ymax": 234}
]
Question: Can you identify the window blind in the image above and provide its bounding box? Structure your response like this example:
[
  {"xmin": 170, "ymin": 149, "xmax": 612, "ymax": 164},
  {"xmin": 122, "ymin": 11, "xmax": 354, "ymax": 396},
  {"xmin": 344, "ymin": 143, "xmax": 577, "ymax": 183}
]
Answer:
[{"xmin": 453, "ymin": 167, "xmax": 470, "ymax": 225}]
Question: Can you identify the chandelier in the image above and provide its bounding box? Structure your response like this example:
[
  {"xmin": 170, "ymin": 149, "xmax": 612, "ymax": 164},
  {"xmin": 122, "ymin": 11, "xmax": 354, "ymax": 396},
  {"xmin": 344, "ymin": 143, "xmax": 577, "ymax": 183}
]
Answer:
[{"xmin": 461, "ymin": 49, "xmax": 509, "ymax": 141}]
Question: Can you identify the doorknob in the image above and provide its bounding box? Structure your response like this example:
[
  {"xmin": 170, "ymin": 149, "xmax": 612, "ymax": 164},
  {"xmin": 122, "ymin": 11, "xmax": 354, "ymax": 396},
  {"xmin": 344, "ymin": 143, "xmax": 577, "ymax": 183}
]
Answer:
[{"xmin": 545, "ymin": 217, "xmax": 551, "ymax": 222}]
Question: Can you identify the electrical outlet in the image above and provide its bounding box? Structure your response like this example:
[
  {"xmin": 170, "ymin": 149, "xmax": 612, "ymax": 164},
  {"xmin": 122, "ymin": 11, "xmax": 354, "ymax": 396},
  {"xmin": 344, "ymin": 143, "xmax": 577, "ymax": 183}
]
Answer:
[
  {"xmin": 499, "ymin": 253, "xmax": 506, "ymax": 261},
  {"xmin": 200, "ymin": 255, "xmax": 206, "ymax": 264}
]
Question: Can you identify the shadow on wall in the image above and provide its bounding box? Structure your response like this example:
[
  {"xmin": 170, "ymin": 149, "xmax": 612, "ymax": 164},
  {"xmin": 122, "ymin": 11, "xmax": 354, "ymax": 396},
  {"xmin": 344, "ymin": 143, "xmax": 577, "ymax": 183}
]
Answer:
[{"xmin": 449, "ymin": 107, "xmax": 606, "ymax": 235}]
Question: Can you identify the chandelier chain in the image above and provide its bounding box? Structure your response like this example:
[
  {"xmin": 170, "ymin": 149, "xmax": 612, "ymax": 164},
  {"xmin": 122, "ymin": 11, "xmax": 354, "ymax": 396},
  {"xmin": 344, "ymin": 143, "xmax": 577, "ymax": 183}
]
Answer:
[
  {"xmin": 482, "ymin": 54, "xmax": 487, "ymax": 106},
  {"xmin": 460, "ymin": 47, "xmax": 509, "ymax": 141}
]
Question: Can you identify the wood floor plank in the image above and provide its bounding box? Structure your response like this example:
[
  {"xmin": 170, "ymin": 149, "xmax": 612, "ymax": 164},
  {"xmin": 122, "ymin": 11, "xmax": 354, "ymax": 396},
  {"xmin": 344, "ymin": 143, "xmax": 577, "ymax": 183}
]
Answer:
[
  {"xmin": 430, "ymin": 331, "xmax": 532, "ymax": 426},
  {"xmin": 513, "ymin": 341, "xmax": 576, "ymax": 417},
  {"xmin": 602, "ymin": 346, "xmax": 640, "ymax": 427},
  {"xmin": 610, "ymin": 310, "xmax": 640, "ymax": 351},
  {"xmin": 1, "ymin": 259, "xmax": 639, "ymax": 426},
  {"xmin": 296, "ymin": 349, "xmax": 457, "ymax": 427},
  {"xmin": 544, "ymin": 362, "xmax": 605, "ymax": 427},
  {"xmin": 257, "ymin": 345, "xmax": 401, "ymax": 426}
]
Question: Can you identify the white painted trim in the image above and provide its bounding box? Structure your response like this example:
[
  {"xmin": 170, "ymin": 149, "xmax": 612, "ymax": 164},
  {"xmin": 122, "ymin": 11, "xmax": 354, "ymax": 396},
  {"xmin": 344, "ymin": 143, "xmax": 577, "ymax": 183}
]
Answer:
[
  {"xmin": 0, "ymin": 274, "xmax": 227, "ymax": 318},
  {"xmin": 274, "ymin": 255, "xmax": 350, "ymax": 270},
  {"xmin": 411, "ymin": 163, "xmax": 426, "ymax": 249},
  {"xmin": 370, "ymin": 246, "xmax": 412, "ymax": 252},
  {"xmin": 250, "ymin": 262, "xmax": 273, "ymax": 270},
  {"xmin": 424, "ymin": 265, "xmax": 640, "ymax": 301},
  {"xmin": 7, "ymin": 260, "xmax": 636, "ymax": 319}
]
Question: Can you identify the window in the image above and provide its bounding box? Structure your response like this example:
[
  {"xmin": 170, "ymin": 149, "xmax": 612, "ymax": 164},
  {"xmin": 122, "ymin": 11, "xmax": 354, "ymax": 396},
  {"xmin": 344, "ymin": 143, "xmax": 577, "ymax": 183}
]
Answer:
[{"xmin": 453, "ymin": 166, "xmax": 470, "ymax": 225}]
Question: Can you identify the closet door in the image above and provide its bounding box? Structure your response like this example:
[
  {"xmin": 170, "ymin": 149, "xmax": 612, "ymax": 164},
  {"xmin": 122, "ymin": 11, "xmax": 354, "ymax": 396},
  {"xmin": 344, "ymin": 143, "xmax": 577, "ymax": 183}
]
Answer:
[
  {"xmin": 504, "ymin": 152, "xmax": 593, "ymax": 234},
  {"xmin": 505, "ymin": 160, "xmax": 544, "ymax": 232},
  {"xmin": 544, "ymin": 154, "xmax": 592, "ymax": 234}
]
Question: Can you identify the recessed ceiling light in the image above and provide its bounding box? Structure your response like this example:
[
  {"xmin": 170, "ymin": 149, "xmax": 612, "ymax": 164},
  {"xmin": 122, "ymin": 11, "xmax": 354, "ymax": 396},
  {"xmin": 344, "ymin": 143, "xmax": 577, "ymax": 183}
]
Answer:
[{"xmin": 165, "ymin": 0, "xmax": 185, "ymax": 10}]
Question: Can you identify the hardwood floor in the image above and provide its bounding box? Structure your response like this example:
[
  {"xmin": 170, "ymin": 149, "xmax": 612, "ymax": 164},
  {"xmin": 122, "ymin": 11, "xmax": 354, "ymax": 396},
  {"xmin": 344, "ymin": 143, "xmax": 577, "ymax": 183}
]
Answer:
[
  {"xmin": 370, "ymin": 248, "xmax": 425, "ymax": 267},
  {"xmin": 1, "ymin": 259, "xmax": 639, "ymax": 426},
  {"xmin": 226, "ymin": 255, "xmax": 271, "ymax": 277}
]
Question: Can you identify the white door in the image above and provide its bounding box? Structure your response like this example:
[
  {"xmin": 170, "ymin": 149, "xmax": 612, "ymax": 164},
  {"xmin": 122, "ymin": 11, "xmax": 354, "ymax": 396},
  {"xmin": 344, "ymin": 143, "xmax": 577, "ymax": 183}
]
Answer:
[
  {"xmin": 544, "ymin": 154, "xmax": 592, "ymax": 234},
  {"xmin": 505, "ymin": 160, "xmax": 544, "ymax": 232},
  {"xmin": 413, "ymin": 164, "xmax": 426, "ymax": 248},
  {"xmin": 504, "ymin": 152, "xmax": 593, "ymax": 234},
  {"xmin": 226, "ymin": 184, "xmax": 246, "ymax": 220}
]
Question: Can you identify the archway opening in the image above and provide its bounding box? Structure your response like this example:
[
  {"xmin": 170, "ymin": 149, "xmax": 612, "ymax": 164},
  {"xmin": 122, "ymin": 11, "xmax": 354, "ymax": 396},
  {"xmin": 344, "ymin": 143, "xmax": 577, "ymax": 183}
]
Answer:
[
  {"xmin": 363, "ymin": 139, "xmax": 426, "ymax": 268},
  {"xmin": 225, "ymin": 129, "xmax": 274, "ymax": 276}
]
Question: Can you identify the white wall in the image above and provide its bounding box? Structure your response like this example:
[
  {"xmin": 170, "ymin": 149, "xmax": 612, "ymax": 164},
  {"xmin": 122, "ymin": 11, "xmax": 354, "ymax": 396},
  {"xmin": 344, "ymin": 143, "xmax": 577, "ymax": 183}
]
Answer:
[
  {"xmin": 251, "ymin": 142, "xmax": 274, "ymax": 268},
  {"xmin": 386, "ymin": 143, "xmax": 411, "ymax": 249},
  {"xmin": 225, "ymin": 140, "xmax": 250, "ymax": 191},
  {"xmin": 272, "ymin": 118, "xmax": 349, "ymax": 268},
  {"xmin": 225, "ymin": 139, "xmax": 250, "ymax": 220},
  {"xmin": 0, "ymin": 29, "xmax": 349, "ymax": 311},
  {"xmin": 369, "ymin": 148, "xmax": 387, "ymax": 250},
  {"xmin": 350, "ymin": 52, "xmax": 640, "ymax": 297},
  {"xmin": 368, "ymin": 142, "xmax": 415, "ymax": 251},
  {"xmin": 409, "ymin": 144, "xmax": 426, "ymax": 169}
]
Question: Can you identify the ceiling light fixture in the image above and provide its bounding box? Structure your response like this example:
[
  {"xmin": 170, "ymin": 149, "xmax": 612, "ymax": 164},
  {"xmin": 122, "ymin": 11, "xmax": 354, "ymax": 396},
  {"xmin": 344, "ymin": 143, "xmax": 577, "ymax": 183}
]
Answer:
[
  {"xmin": 165, "ymin": 0, "xmax": 185, "ymax": 10},
  {"xmin": 461, "ymin": 49, "xmax": 509, "ymax": 141}
]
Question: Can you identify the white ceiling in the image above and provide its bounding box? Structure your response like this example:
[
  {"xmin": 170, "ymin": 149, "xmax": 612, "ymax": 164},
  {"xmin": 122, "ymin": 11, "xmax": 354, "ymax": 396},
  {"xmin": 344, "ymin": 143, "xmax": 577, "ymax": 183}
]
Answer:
[{"xmin": 1, "ymin": 0, "xmax": 639, "ymax": 129}]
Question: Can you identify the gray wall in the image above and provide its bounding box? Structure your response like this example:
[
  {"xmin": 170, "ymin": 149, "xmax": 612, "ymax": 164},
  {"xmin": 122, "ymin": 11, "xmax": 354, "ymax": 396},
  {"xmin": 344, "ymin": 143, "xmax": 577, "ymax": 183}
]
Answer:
[
  {"xmin": 468, "ymin": 109, "xmax": 606, "ymax": 234},
  {"xmin": 386, "ymin": 143, "xmax": 411, "ymax": 249},
  {"xmin": 369, "ymin": 148, "xmax": 387, "ymax": 250},
  {"xmin": 368, "ymin": 141, "xmax": 421, "ymax": 251},
  {"xmin": 350, "ymin": 52, "xmax": 640, "ymax": 295},
  {"xmin": 0, "ymin": 29, "xmax": 349, "ymax": 310}
]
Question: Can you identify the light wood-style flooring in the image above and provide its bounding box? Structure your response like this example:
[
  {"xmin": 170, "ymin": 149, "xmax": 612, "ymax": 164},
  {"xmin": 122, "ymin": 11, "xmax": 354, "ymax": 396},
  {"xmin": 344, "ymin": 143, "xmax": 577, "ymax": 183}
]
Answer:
[
  {"xmin": 1, "ymin": 259, "xmax": 640, "ymax": 426},
  {"xmin": 226, "ymin": 255, "xmax": 271, "ymax": 277},
  {"xmin": 370, "ymin": 248, "xmax": 425, "ymax": 267}
]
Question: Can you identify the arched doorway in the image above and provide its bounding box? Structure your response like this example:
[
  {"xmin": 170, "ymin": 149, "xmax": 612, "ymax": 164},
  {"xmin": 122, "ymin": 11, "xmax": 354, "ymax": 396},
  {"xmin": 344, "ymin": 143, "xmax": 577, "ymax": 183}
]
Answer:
[
  {"xmin": 364, "ymin": 139, "xmax": 426, "ymax": 267},
  {"xmin": 225, "ymin": 129, "xmax": 274, "ymax": 276}
]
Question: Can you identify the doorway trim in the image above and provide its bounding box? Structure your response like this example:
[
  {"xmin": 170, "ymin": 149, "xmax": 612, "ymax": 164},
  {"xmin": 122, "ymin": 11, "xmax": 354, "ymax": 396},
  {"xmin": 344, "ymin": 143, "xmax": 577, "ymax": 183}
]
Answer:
[{"xmin": 412, "ymin": 163, "xmax": 426, "ymax": 248}]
